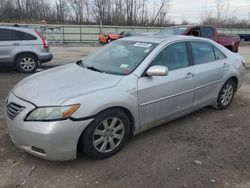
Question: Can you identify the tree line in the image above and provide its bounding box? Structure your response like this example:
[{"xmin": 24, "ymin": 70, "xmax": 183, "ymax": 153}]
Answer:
[
  {"xmin": 201, "ymin": 0, "xmax": 250, "ymax": 29},
  {"xmin": 0, "ymin": 0, "xmax": 171, "ymax": 26}
]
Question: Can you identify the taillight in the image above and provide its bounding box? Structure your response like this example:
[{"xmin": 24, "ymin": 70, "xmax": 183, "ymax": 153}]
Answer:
[{"xmin": 36, "ymin": 31, "xmax": 49, "ymax": 48}]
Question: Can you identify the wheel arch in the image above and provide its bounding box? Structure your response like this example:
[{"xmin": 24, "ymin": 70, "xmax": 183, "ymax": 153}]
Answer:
[
  {"xmin": 14, "ymin": 51, "xmax": 39, "ymax": 64},
  {"xmin": 228, "ymin": 76, "xmax": 238, "ymax": 89},
  {"xmin": 76, "ymin": 106, "xmax": 136, "ymax": 157}
]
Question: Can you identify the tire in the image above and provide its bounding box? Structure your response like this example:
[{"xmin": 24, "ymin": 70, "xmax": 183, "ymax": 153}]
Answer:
[
  {"xmin": 216, "ymin": 79, "xmax": 237, "ymax": 110},
  {"xmin": 81, "ymin": 109, "xmax": 131, "ymax": 159},
  {"xmin": 16, "ymin": 54, "xmax": 38, "ymax": 73}
]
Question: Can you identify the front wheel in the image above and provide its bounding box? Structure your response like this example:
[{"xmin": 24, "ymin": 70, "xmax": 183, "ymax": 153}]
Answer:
[
  {"xmin": 216, "ymin": 79, "xmax": 237, "ymax": 110},
  {"xmin": 81, "ymin": 109, "xmax": 130, "ymax": 159}
]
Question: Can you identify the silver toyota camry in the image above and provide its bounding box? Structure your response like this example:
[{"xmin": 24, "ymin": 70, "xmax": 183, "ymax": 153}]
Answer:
[{"xmin": 4, "ymin": 35, "xmax": 245, "ymax": 161}]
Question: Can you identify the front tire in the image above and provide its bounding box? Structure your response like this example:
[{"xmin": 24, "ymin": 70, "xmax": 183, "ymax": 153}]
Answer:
[
  {"xmin": 81, "ymin": 109, "xmax": 130, "ymax": 159},
  {"xmin": 216, "ymin": 79, "xmax": 237, "ymax": 110},
  {"xmin": 16, "ymin": 54, "xmax": 38, "ymax": 73}
]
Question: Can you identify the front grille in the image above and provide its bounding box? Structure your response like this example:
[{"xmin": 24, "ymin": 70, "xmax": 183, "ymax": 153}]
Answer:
[{"xmin": 6, "ymin": 102, "xmax": 25, "ymax": 119}]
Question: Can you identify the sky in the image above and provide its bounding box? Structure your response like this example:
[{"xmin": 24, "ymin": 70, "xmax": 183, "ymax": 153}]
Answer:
[{"xmin": 168, "ymin": 0, "xmax": 250, "ymax": 23}]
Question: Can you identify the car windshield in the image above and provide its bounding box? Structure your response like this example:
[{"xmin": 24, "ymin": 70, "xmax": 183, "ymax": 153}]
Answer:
[
  {"xmin": 81, "ymin": 40, "xmax": 157, "ymax": 75},
  {"xmin": 159, "ymin": 27, "xmax": 187, "ymax": 35}
]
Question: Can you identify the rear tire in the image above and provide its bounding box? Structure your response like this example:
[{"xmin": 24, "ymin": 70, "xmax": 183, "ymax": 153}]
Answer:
[
  {"xmin": 81, "ymin": 109, "xmax": 130, "ymax": 159},
  {"xmin": 16, "ymin": 54, "xmax": 38, "ymax": 73},
  {"xmin": 216, "ymin": 79, "xmax": 237, "ymax": 110}
]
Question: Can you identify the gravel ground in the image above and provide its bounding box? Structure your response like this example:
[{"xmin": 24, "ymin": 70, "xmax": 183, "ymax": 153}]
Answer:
[{"xmin": 0, "ymin": 44, "xmax": 250, "ymax": 188}]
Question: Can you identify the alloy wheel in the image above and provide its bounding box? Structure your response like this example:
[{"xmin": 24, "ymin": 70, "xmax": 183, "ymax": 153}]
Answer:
[
  {"xmin": 20, "ymin": 57, "xmax": 36, "ymax": 71},
  {"xmin": 93, "ymin": 117, "xmax": 125, "ymax": 153},
  {"xmin": 220, "ymin": 83, "xmax": 234, "ymax": 106}
]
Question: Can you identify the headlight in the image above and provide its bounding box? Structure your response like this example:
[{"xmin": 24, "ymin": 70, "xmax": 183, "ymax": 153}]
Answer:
[{"xmin": 25, "ymin": 104, "xmax": 80, "ymax": 121}]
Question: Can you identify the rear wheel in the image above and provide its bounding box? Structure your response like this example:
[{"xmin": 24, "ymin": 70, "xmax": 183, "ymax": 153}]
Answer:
[
  {"xmin": 81, "ymin": 109, "xmax": 130, "ymax": 159},
  {"xmin": 16, "ymin": 54, "xmax": 38, "ymax": 73},
  {"xmin": 216, "ymin": 79, "xmax": 237, "ymax": 110}
]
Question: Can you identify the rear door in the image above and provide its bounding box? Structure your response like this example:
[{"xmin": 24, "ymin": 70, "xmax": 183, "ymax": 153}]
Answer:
[{"xmin": 189, "ymin": 41, "xmax": 228, "ymax": 107}]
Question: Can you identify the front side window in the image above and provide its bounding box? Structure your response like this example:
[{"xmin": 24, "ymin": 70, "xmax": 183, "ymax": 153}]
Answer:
[
  {"xmin": 150, "ymin": 42, "xmax": 190, "ymax": 70},
  {"xmin": 190, "ymin": 28, "xmax": 201, "ymax": 37},
  {"xmin": 201, "ymin": 27, "xmax": 214, "ymax": 38},
  {"xmin": 82, "ymin": 40, "xmax": 157, "ymax": 75},
  {"xmin": 190, "ymin": 41, "xmax": 215, "ymax": 64}
]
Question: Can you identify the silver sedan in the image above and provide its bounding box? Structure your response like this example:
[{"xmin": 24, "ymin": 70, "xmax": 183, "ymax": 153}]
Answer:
[{"xmin": 4, "ymin": 35, "xmax": 245, "ymax": 160}]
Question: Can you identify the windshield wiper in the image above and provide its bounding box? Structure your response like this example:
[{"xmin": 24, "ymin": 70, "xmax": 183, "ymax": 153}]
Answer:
[
  {"xmin": 86, "ymin": 66, "xmax": 103, "ymax": 73},
  {"xmin": 76, "ymin": 59, "xmax": 103, "ymax": 73}
]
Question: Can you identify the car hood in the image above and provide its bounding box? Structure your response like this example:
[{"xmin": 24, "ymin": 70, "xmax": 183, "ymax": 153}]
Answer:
[{"xmin": 13, "ymin": 63, "xmax": 123, "ymax": 106}]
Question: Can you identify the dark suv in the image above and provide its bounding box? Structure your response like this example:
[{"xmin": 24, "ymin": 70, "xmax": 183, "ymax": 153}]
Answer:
[{"xmin": 0, "ymin": 26, "xmax": 53, "ymax": 73}]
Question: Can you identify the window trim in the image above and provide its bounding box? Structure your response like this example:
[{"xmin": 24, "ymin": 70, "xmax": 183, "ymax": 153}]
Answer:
[{"xmin": 141, "ymin": 40, "xmax": 192, "ymax": 77}]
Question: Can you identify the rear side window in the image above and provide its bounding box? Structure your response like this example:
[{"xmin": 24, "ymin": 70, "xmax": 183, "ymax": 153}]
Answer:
[
  {"xmin": 151, "ymin": 42, "xmax": 190, "ymax": 70},
  {"xmin": 0, "ymin": 28, "xmax": 36, "ymax": 41},
  {"xmin": 201, "ymin": 27, "xmax": 214, "ymax": 38},
  {"xmin": 213, "ymin": 46, "xmax": 227, "ymax": 60},
  {"xmin": 17, "ymin": 31, "xmax": 37, "ymax": 40},
  {"xmin": 190, "ymin": 41, "xmax": 215, "ymax": 64}
]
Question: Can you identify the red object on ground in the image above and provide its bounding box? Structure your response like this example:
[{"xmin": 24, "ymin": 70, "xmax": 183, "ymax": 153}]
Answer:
[{"xmin": 98, "ymin": 33, "xmax": 121, "ymax": 44}]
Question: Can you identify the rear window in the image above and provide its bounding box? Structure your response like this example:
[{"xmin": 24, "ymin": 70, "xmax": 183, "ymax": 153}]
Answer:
[{"xmin": 0, "ymin": 28, "xmax": 36, "ymax": 41}]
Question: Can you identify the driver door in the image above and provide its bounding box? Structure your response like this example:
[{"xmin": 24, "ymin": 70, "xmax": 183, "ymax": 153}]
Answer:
[{"xmin": 137, "ymin": 42, "xmax": 195, "ymax": 127}]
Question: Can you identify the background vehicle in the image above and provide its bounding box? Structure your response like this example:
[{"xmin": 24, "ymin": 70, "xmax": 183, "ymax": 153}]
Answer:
[
  {"xmin": 239, "ymin": 34, "xmax": 250, "ymax": 41},
  {"xmin": 5, "ymin": 36, "xmax": 245, "ymax": 161},
  {"xmin": 99, "ymin": 32, "xmax": 120, "ymax": 44},
  {"xmin": 159, "ymin": 25, "xmax": 241, "ymax": 52},
  {"xmin": 0, "ymin": 26, "xmax": 53, "ymax": 73},
  {"xmin": 99, "ymin": 31, "xmax": 136, "ymax": 44}
]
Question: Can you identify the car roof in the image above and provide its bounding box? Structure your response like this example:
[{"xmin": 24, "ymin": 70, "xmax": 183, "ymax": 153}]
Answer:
[
  {"xmin": 120, "ymin": 34, "xmax": 207, "ymax": 44},
  {"xmin": 163, "ymin": 25, "xmax": 215, "ymax": 29},
  {"xmin": 0, "ymin": 26, "xmax": 35, "ymax": 32}
]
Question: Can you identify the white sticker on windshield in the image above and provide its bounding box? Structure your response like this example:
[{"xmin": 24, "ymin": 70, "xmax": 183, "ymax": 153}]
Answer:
[
  {"xmin": 144, "ymin": 49, "xmax": 150, "ymax": 53},
  {"xmin": 120, "ymin": 64, "xmax": 129, "ymax": 68},
  {"xmin": 134, "ymin": 43, "xmax": 152, "ymax": 48}
]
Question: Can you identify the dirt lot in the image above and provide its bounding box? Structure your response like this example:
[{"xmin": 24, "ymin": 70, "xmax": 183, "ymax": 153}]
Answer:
[{"xmin": 0, "ymin": 45, "xmax": 250, "ymax": 188}]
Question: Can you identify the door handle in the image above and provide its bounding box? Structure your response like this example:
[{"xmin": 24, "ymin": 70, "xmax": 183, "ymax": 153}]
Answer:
[
  {"xmin": 223, "ymin": 63, "xmax": 229, "ymax": 68},
  {"xmin": 13, "ymin": 43, "xmax": 20, "ymax": 46},
  {"xmin": 185, "ymin": 73, "xmax": 194, "ymax": 79}
]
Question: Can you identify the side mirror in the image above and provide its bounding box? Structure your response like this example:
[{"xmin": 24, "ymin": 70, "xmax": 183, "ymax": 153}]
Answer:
[{"xmin": 146, "ymin": 65, "xmax": 168, "ymax": 76}]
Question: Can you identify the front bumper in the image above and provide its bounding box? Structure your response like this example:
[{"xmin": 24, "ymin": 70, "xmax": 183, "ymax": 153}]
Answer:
[{"xmin": 4, "ymin": 92, "xmax": 93, "ymax": 161}]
